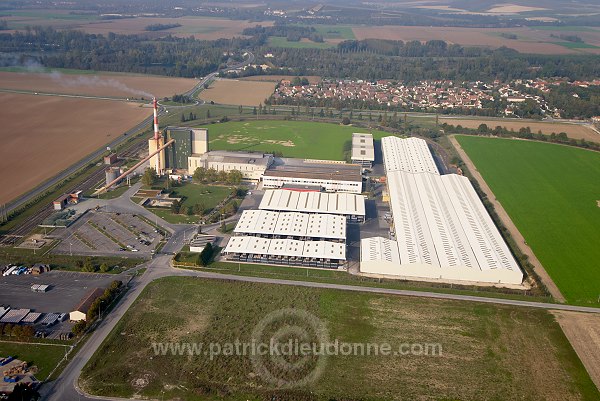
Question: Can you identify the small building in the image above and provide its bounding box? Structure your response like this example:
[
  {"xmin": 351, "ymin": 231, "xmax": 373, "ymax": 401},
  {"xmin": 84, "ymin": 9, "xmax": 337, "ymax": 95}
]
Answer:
[
  {"xmin": 104, "ymin": 153, "xmax": 118, "ymax": 165},
  {"xmin": 53, "ymin": 194, "xmax": 69, "ymax": 211},
  {"xmin": 31, "ymin": 263, "xmax": 50, "ymax": 275},
  {"xmin": 351, "ymin": 133, "xmax": 375, "ymax": 167},
  {"xmin": 70, "ymin": 288, "xmax": 105, "ymax": 322}
]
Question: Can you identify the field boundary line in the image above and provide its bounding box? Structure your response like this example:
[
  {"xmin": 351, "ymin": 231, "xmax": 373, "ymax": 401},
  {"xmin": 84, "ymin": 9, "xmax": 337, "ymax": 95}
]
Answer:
[{"xmin": 449, "ymin": 135, "xmax": 566, "ymax": 302}]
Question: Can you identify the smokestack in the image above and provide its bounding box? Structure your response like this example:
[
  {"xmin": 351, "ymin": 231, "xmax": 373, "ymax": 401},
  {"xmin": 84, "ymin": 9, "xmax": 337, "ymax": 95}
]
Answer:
[{"xmin": 153, "ymin": 97, "xmax": 159, "ymax": 140}]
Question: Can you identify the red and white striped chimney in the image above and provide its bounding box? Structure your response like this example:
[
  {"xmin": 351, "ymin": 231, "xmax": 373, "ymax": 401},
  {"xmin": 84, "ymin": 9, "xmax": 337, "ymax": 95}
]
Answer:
[{"xmin": 153, "ymin": 97, "xmax": 159, "ymax": 140}]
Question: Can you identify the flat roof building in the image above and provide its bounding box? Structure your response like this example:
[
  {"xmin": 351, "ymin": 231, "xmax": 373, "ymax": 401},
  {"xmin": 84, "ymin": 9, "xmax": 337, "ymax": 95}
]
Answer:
[
  {"xmin": 263, "ymin": 161, "xmax": 363, "ymax": 194},
  {"xmin": 351, "ymin": 133, "xmax": 375, "ymax": 167},
  {"xmin": 360, "ymin": 137, "xmax": 523, "ymax": 285},
  {"xmin": 234, "ymin": 210, "xmax": 346, "ymax": 241},
  {"xmin": 188, "ymin": 150, "xmax": 273, "ymax": 181},
  {"xmin": 223, "ymin": 236, "xmax": 346, "ymax": 268},
  {"xmin": 259, "ymin": 189, "xmax": 366, "ymax": 222}
]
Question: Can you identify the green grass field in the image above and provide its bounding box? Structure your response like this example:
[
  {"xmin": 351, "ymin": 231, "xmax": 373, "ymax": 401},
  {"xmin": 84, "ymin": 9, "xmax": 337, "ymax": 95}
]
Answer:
[
  {"xmin": 552, "ymin": 41, "xmax": 600, "ymax": 49},
  {"xmin": 456, "ymin": 136, "xmax": 600, "ymax": 305},
  {"xmin": 80, "ymin": 277, "xmax": 598, "ymax": 401},
  {"xmin": 307, "ymin": 25, "xmax": 356, "ymax": 40},
  {"xmin": 0, "ymin": 342, "xmax": 68, "ymax": 379},
  {"xmin": 144, "ymin": 183, "xmax": 232, "ymax": 224},
  {"xmin": 267, "ymin": 36, "xmax": 336, "ymax": 49},
  {"xmin": 207, "ymin": 120, "xmax": 386, "ymax": 160}
]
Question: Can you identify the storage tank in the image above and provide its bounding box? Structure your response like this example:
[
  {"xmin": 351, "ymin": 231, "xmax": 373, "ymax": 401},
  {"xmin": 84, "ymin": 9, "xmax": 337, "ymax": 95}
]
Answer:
[{"xmin": 105, "ymin": 167, "xmax": 121, "ymax": 188}]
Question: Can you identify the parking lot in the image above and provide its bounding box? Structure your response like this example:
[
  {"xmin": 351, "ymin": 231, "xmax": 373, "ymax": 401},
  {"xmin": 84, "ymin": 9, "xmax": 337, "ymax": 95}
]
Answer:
[
  {"xmin": 0, "ymin": 270, "xmax": 122, "ymax": 339},
  {"xmin": 53, "ymin": 211, "xmax": 162, "ymax": 257}
]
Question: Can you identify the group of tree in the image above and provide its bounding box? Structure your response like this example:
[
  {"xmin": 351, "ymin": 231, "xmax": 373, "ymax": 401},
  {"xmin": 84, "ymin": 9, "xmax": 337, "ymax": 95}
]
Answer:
[
  {"xmin": 192, "ymin": 167, "xmax": 243, "ymax": 185},
  {"xmin": 72, "ymin": 280, "xmax": 123, "ymax": 336},
  {"xmin": 75, "ymin": 258, "xmax": 111, "ymax": 273},
  {"xmin": 141, "ymin": 167, "xmax": 158, "ymax": 187},
  {"xmin": 198, "ymin": 243, "xmax": 214, "ymax": 266},
  {"xmin": 180, "ymin": 111, "xmax": 198, "ymax": 123},
  {"xmin": 170, "ymin": 199, "xmax": 206, "ymax": 216},
  {"xmin": 171, "ymin": 94, "xmax": 193, "ymax": 104},
  {"xmin": 145, "ymin": 23, "xmax": 181, "ymax": 31},
  {"xmin": 0, "ymin": 323, "xmax": 35, "ymax": 339},
  {"xmin": 441, "ymin": 122, "xmax": 600, "ymax": 151}
]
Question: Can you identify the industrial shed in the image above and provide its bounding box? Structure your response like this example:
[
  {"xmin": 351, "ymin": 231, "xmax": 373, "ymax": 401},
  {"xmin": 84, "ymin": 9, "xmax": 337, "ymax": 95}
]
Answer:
[
  {"xmin": 259, "ymin": 189, "xmax": 366, "ymax": 222},
  {"xmin": 69, "ymin": 288, "xmax": 105, "ymax": 322},
  {"xmin": 223, "ymin": 236, "xmax": 346, "ymax": 268},
  {"xmin": 234, "ymin": 210, "xmax": 346, "ymax": 241},
  {"xmin": 360, "ymin": 136, "xmax": 523, "ymax": 285},
  {"xmin": 263, "ymin": 161, "xmax": 363, "ymax": 194}
]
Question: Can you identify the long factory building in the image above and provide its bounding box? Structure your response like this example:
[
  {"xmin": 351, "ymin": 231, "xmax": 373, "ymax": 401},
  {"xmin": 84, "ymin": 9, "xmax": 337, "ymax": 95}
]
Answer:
[
  {"xmin": 360, "ymin": 136, "xmax": 523, "ymax": 285},
  {"xmin": 259, "ymin": 189, "xmax": 366, "ymax": 222},
  {"xmin": 223, "ymin": 209, "xmax": 347, "ymax": 268}
]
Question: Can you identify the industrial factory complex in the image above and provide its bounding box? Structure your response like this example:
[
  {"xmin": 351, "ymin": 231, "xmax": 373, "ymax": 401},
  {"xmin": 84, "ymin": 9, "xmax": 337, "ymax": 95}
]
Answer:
[{"xmin": 140, "ymin": 106, "xmax": 523, "ymax": 285}]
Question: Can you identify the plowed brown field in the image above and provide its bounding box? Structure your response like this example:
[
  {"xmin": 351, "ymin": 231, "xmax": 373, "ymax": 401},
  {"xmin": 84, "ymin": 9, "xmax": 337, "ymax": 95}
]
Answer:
[{"xmin": 0, "ymin": 93, "xmax": 150, "ymax": 204}]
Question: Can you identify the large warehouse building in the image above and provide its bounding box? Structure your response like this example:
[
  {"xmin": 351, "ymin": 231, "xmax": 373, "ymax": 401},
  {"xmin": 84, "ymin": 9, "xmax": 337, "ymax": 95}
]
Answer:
[
  {"xmin": 259, "ymin": 189, "xmax": 366, "ymax": 222},
  {"xmin": 263, "ymin": 160, "xmax": 363, "ymax": 194},
  {"xmin": 360, "ymin": 136, "xmax": 523, "ymax": 285},
  {"xmin": 223, "ymin": 209, "xmax": 347, "ymax": 268}
]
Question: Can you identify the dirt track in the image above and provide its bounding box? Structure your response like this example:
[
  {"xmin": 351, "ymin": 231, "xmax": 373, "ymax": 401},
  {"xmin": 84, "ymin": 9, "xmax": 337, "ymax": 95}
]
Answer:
[
  {"xmin": 0, "ymin": 93, "xmax": 149, "ymax": 204},
  {"xmin": 553, "ymin": 311, "xmax": 600, "ymax": 391},
  {"xmin": 448, "ymin": 135, "xmax": 566, "ymax": 302}
]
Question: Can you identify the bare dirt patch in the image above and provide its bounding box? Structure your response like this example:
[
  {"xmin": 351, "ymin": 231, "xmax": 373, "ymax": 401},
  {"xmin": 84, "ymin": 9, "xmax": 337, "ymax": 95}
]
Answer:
[
  {"xmin": 553, "ymin": 311, "xmax": 600, "ymax": 391},
  {"xmin": 486, "ymin": 4, "xmax": 548, "ymax": 13},
  {"xmin": 0, "ymin": 93, "xmax": 149, "ymax": 204},
  {"xmin": 441, "ymin": 118, "xmax": 600, "ymax": 142},
  {"xmin": 0, "ymin": 71, "xmax": 197, "ymax": 99},
  {"xmin": 198, "ymin": 78, "xmax": 276, "ymax": 106}
]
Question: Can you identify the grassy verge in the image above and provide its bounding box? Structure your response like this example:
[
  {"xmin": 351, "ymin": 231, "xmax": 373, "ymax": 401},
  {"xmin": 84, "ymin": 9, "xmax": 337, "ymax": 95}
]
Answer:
[
  {"xmin": 0, "ymin": 341, "xmax": 69, "ymax": 380},
  {"xmin": 80, "ymin": 276, "xmax": 599, "ymax": 400},
  {"xmin": 174, "ymin": 261, "xmax": 550, "ymax": 303}
]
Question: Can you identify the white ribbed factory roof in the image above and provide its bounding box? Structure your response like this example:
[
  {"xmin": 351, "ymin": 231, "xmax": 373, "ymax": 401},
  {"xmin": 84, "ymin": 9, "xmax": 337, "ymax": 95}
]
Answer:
[
  {"xmin": 387, "ymin": 170, "xmax": 519, "ymax": 272},
  {"xmin": 351, "ymin": 133, "xmax": 375, "ymax": 162},
  {"xmin": 224, "ymin": 237, "xmax": 346, "ymax": 260},
  {"xmin": 259, "ymin": 190, "xmax": 366, "ymax": 217},
  {"xmin": 360, "ymin": 136, "xmax": 522, "ymax": 285},
  {"xmin": 381, "ymin": 136, "xmax": 439, "ymax": 174},
  {"xmin": 234, "ymin": 210, "xmax": 346, "ymax": 240},
  {"xmin": 360, "ymin": 237, "xmax": 400, "ymax": 264}
]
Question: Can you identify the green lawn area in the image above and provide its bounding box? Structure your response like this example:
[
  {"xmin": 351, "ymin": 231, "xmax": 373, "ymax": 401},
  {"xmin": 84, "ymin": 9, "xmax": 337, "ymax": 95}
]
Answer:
[
  {"xmin": 171, "ymin": 182, "xmax": 233, "ymax": 210},
  {"xmin": 552, "ymin": 41, "xmax": 600, "ymax": 49},
  {"xmin": 144, "ymin": 183, "xmax": 232, "ymax": 224},
  {"xmin": 267, "ymin": 36, "xmax": 337, "ymax": 49},
  {"xmin": 456, "ymin": 136, "xmax": 600, "ymax": 305},
  {"xmin": 207, "ymin": 120, "xmax": 388, "ymax": 160},
  {"xmin": 308, "ymin": 24, "xmax": 356, "ymax": 40},
  {"xmin": 80, "ymin": 277, "xmax": 598, "ymax": 400},
  {"xmin": 0, "ymin": 342, "xmax": 68, "ymax": 379}
]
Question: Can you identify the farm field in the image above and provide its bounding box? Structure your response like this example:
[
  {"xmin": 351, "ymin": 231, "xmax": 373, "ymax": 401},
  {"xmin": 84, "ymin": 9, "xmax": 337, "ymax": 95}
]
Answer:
[
  {"xmin": 0, "ymin": 341, "xmax": 68, "ymax": 380},
  {"xmin": 207, "ymin": 120, "xmax": 386, "ymax": 160},
  {"xmin": 80, "ymin": 277, "xmax": 599, "ymax": 400},
  {"xmin": 0, "ymin": 70, "xmax": 197, "ymax": 99},
  {"xmin": 0, "ymin": 11, "xmax": 272, "ymax": 40},
  {"xmin": 441, "ymin": 117, "xmax": 600, "ymax": 142},
  {"xmin": 352, "ymin": 25, "xmax": 600, "ymax": 54},
  {"xmin": 199, "ymin": 79, "xmax": 277, "ymax": 106},
  {"xmin": 0, "ymin": 93, "xmax": 149, "ymax": 204},
  {"xmin": 455, "ymin": 136, "xmax": 600, "ymax": 304}
]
